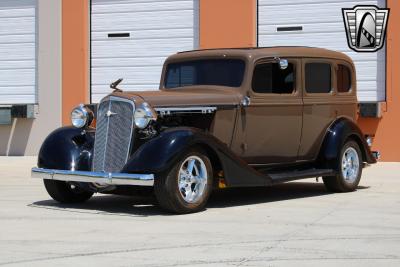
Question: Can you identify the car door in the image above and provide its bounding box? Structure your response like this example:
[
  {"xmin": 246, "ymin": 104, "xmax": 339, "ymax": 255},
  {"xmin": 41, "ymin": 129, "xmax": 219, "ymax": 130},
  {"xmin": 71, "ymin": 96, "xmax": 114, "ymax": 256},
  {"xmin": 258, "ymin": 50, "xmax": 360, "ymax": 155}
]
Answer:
[
  {"xmin": 298, "ymin": 59, "xmax": 337, "ymax": 160},
  {"xmin": 232, "ymin": 58, "xmax": 303, "ymax": 164}
]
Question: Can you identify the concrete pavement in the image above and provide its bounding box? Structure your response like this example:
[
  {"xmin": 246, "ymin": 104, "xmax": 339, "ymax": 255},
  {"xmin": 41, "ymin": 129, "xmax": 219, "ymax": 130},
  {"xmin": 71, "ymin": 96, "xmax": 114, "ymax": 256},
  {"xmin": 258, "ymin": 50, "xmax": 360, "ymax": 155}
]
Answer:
[{"xmin": 0, "ymin": 157, "xmax": 399, "ymax": 266}]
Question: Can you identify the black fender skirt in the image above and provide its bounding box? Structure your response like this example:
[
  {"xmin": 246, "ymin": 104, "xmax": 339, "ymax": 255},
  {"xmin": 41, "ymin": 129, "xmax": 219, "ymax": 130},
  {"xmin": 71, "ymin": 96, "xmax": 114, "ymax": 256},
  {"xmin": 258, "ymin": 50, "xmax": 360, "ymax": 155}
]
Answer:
[
  {"xmin": 318, "ymin": 117, "xmax": 376, "ymax": 168},
  {"xmin": 37, "ymin": 127, "xmax": 94, "ymax": 171},
  {"xmin": 122, "ymin": 127, "xmax": 272, "ymax": 187}
]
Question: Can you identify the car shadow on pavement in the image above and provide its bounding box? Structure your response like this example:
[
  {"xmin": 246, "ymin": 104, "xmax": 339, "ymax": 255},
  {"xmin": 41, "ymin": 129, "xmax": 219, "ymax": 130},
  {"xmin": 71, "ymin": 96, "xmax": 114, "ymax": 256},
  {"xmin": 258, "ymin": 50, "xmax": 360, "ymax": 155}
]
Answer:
[
  {"xmin": 29, "ymin": 182, "xmax": 369, "ymax": 216},
  {"xmin": 30, "ymin": 194, "xmax": 162, "ymax": 217},
  {"xmin": 208, "ymin": 182, "xmax": 368, "ymax": 208}
]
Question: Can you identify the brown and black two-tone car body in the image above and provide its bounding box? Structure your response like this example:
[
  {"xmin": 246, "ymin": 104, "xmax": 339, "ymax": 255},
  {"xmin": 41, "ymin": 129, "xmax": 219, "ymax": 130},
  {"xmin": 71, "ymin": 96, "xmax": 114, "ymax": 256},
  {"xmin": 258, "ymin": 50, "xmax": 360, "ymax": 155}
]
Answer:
[{"xmin": 32, "ymin": 47, "xmax": 378, "ymax": 213}]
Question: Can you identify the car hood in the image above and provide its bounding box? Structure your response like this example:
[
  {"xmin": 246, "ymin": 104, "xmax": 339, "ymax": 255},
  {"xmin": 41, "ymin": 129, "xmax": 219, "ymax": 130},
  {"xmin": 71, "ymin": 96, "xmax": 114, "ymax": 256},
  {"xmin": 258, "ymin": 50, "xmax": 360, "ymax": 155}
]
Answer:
[{"xmin": 114, "ymin": 87, "xmax": 242, "ymax": 107}]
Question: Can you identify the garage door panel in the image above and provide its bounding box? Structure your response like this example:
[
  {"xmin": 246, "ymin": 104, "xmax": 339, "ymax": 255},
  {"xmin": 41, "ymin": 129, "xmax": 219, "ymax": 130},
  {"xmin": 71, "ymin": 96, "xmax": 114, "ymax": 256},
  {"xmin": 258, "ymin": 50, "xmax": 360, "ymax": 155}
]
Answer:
[
  {"xmin": 91, "ymin": 84, "xmax": 158, "ymax": 103},
  {"xmin": 259, "ymin": 32, "xmax": 349, "ymax": 50},
  {"xmin": 259, "ymin": 23, "xmax": 347, "ymax": 35},
  {"xmin": 259, "ymin": 0, "xmax": 386, "ymax": 102},
  {"xmin": 92, "ymin": 83, "xmax": 159, "ymax": 93},
  {"xmin": 92, "ymin": 10, "xmax": 194, "ymax": 32},
  {"xmin": 0, "ymin": 0, "xmax": 36, "ymax": 15},
  {"xmin": 0, "ymin": 17, "xmax": 35, "ymax": 35},
  {"xmin": 92, "ymin": 0, "xmax": 194, "ymax": 14},
  {"xmin": 0, "ymin": 34, "xmax": 35, "ymax": 44},
  {"xmin": 259, "ymin": 1, "xmax": 383, "ymax": 24},
  {"xmin": 0, "ymin": 60, "xmax": 35, "ymax": 70},
  {"xmin": 0, "ymin": 0, "xmax": 36, "ymax": 104},
  {"xmin": 0, "ymin": 96, "xmax": 36, "ymax": 105},
  {"xmin": 0, "ymin": 94, "xmax": 36, "ymax": 105},
  {"xmin": 0, "ymin": 43, "xmax": 35, "ymax": 61},
  {"xmin": 92, "ymin": 38, "xmax": 194, "ymax": 58},
  {"xmin": 0, "ymin": 69, "xmax": 35, "ymax": 86},
  {"xmin": 0, "ymin": 8, "xmax": 35, "ymax": 18},
  {"xmin": 0, "ymin": 7, "xmax": 34, "ymax": 18},
  {"xmin": 92, "ymin": 66, "xmax": 162, "ymax": 85},
  {"xmin": 92, "ymin": 57, "xmax": 166, "ymax": 68},
  {"xmin": 357, "ymin": 81, "xmax": 383, "ymax": 101},
  {"xmin": 0, "ymin": 86, "xmax": 35, "ymax": 95},
  {"xmin": 92, "ymin": 28, "xmax": 194, "ymax": 41},
  {"xmin": 91, "ymin": 0, "xmax": 198, "ymax": 102},
  {"xmin": 259, "ymin": 0, "xmax": 379, "ymax": 5}
]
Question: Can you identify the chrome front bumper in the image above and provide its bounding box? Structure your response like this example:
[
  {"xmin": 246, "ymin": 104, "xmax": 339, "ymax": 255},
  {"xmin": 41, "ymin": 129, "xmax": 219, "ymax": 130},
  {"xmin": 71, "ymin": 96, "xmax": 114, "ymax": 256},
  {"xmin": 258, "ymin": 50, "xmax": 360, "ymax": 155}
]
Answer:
[{"xmin": 31, "ymin": 167, "xmax": 154, "ymax": 186}]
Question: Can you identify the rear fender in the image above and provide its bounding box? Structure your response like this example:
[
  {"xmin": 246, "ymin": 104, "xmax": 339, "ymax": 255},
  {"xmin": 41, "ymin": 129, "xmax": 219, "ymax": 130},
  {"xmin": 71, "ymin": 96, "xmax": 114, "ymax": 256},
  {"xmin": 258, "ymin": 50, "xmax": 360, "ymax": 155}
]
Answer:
[{"xmin": 318, "ymin": 118, "xmax": 376, "ymax": 168}]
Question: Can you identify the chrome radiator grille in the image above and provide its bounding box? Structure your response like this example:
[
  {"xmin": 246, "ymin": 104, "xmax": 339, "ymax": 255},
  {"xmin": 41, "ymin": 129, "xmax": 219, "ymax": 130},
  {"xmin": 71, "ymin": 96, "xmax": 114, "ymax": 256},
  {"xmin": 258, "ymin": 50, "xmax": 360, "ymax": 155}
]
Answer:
[{"xmin": 92, "ymin": 97, "xmax": 135, "ymax": 173}]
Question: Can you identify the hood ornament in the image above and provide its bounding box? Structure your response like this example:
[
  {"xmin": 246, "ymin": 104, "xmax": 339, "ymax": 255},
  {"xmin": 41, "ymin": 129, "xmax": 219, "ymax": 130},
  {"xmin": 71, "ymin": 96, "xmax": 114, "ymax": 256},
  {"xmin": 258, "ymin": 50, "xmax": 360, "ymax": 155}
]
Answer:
[{"xmin": 110, "ymin": 78, "xmax": 123, "ymax": 93}]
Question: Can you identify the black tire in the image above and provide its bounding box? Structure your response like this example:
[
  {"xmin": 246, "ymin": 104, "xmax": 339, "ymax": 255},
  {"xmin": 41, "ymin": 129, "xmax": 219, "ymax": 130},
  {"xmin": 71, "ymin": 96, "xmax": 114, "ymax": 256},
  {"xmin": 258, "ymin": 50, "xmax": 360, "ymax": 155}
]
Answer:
[
  {"xmin": 44, "ymin": 179, "xmax": 94, "ymax": 203},
  {"xmin": 323, "ymin": 140, "xmax": 363, "ymax": 192},
  {"xmin": 154, "ymin": 148, "xmax": 213, "ymax": 214}
]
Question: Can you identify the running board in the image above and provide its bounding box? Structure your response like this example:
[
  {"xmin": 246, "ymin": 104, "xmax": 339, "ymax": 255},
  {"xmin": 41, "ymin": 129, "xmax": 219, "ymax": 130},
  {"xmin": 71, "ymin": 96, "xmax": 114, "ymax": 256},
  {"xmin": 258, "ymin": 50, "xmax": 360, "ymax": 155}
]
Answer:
[{"xmin": 267, "ymin": 168, "xmax": 335, "ymax": 184}]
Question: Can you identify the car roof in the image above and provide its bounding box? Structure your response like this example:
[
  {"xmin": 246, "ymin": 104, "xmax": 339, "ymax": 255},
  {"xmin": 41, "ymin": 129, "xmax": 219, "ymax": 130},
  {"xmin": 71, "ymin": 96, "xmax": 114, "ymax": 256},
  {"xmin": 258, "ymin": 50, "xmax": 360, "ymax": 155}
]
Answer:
[{"xmin": 167, "ymin": 46, "xmax": 353, "ymax": 63}]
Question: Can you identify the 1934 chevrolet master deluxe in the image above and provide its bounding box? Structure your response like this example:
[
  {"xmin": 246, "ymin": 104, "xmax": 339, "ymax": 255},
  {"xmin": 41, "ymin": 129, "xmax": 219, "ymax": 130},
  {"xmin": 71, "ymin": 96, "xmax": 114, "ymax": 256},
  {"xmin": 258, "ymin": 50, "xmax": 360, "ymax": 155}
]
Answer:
[{"xmin": 32, "ymin": 47, "xmax": 378, "ymax": 213}]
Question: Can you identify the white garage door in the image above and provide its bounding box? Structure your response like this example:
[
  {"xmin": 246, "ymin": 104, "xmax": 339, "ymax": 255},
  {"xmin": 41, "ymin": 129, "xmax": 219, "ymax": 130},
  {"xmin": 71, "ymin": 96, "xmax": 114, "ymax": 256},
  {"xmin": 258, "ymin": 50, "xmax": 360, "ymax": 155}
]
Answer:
[
  {"xmin": 258, "ymin": 0, "xmax": 386, "ymax": 102},
  {"xmin": 0, "ymin": 0, "xmax": 36, "ymax": 105},
  {"xmin": 91, "ymin": 0, "xmax": 199, "ymax": 102}
]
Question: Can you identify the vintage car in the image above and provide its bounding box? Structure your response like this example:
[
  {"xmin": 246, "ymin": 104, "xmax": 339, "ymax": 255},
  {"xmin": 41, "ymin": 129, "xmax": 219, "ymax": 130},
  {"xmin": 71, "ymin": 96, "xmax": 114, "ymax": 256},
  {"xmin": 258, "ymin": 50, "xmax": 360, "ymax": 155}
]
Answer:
[{"xmin": 32, "ymin": 47, "xmax": 378, "ymax": 213}]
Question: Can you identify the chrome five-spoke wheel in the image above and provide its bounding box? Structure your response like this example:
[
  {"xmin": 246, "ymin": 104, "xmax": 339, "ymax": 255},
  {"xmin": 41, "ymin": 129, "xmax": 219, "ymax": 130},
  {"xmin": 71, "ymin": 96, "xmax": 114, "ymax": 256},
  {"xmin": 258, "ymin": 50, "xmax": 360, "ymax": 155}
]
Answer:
[
  {"xmin": 341, "ymin": 147, "xmax": 360, "ymax": 183},
  {"xmin": 323, "ymin": 140, "xmax": 363, "ymax": 192},
  {"xmin": 178, "ymin": 156, "xmax": 208, "ymax": 204},
  {"xmin": 154, "ymin": 149, "xmax": 213, "ymax": 214}
]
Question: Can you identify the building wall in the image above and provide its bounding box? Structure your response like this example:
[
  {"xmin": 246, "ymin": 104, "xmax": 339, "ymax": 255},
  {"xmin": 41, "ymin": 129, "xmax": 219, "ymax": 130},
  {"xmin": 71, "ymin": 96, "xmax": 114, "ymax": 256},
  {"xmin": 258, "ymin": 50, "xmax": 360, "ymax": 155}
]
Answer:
[
  {"xmin": 0, "ymin": 0, "xmax": 62, "ymax": 156},
  {"xmin": 62, "ymin": 0, "xmax": 90, "ymax": 125},
  {"xmin": 199, "ymin": 0, "xmax": 257, "ymax": 48},
  {"xmin": 357, "ymin": 0, "xmax": 400, "ymax": 161},
  {"xmin": 5, "ymin": 0, "xmax": 396, "ymax": 160}
]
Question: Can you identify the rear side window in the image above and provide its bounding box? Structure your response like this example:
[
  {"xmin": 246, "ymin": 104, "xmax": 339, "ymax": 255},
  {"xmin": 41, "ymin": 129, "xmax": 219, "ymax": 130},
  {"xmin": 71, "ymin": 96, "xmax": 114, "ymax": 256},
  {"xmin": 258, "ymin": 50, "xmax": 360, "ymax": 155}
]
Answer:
[
  {"xmin": 337, "ymin": 64, "xmax": 352, "ymax": 93},
  {"xmin": 252, "ymin": 62, "xmax": 295, "ymax": 94},
  {"xmin": 305, "ymin": 63, "xmax": 331, "ymax": 93}
]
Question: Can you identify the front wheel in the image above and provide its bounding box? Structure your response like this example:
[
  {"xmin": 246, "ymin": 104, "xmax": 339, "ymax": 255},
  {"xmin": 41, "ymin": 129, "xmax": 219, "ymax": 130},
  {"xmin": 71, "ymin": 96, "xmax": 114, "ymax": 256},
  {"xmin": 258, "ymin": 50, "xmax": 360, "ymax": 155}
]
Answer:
[
  {"xmin": 323, "ymin": 140, "xmax": 363, "ymax": 192},
  {"xmin": 154, "ymin": 149, "xmax": 213, "ymax": 214},
  {"xmin": 44, "ymin": 179, "xmax": 94, "ymax": 203}
]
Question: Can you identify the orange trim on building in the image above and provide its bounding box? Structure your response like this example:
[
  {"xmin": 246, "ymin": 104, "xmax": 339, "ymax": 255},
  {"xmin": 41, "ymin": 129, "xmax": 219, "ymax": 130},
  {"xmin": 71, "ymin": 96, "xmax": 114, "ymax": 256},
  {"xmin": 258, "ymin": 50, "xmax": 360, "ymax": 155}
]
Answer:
[
  {"xmin": 199, "ymin": 0, "xmax": 257, "ymax": 49},
  {"xmin": 357, "ymin": 0, "xmax": 400, "ymax": 161},
  {"xmin": 62, "ymin": 0, "xmax": 89, "ymax": 125}
]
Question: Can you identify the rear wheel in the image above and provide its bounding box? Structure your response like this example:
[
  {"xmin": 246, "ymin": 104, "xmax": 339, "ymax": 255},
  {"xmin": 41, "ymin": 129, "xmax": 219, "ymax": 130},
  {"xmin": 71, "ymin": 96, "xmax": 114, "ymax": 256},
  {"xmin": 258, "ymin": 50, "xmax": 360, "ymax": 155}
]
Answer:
[
  {"xmin": 44, "ymin": 179, "xmax": 94, "ymax": 203},
  {"xmin": 323, "ymin": 140, "xmax": 362, "ymax": 192},
  {"xmin": 154, "ymin": 149, "xmax": 213, "ymax": 214}
]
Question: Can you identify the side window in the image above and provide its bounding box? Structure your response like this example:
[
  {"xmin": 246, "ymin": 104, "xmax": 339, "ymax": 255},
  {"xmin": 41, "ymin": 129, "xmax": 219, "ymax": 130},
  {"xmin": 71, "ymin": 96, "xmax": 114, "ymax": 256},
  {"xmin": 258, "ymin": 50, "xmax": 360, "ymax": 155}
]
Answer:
[
  {"xmin": 337, "ymin": 64, "xmax": 352, "ymax": 93},
  {"xmin": 252, "ymin": 62, "xmax": 295, "ymax": 94},
  {"xmin": 305, "ymin": 63, "xmax": 332, "ymax": 93}
]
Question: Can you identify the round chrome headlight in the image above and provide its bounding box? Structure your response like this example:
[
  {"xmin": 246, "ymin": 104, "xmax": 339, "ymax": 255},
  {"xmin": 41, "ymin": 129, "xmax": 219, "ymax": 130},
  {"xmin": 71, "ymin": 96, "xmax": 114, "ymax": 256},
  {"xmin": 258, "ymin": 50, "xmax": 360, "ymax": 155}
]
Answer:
[
  {"xmin": 134, "ymin": 102, "xmax": 157, "ymax": 129},
  {"xmin": 71, "ymin": 105, "xmax": 91, "ymax": 128}
]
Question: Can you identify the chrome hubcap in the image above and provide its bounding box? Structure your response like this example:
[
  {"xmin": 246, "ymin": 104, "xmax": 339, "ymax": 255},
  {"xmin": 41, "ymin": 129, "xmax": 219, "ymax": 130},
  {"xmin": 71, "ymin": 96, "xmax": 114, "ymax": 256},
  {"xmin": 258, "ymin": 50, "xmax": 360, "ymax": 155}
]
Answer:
[
  {"xmin": 178, "ymin": 156, "xmax": 208, "ymax": 204},
  {"xmin": 341, "ymin": 147, "xmax": 359, "ymax": 183}
]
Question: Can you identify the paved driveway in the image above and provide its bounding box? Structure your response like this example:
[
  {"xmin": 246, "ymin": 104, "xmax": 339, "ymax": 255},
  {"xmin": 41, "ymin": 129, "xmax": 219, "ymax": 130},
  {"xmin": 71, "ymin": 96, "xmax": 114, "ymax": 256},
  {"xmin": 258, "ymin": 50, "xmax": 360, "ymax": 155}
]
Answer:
[{"xmin": 0, "ymin": 157, "xmax": 399, "ymax": 266}]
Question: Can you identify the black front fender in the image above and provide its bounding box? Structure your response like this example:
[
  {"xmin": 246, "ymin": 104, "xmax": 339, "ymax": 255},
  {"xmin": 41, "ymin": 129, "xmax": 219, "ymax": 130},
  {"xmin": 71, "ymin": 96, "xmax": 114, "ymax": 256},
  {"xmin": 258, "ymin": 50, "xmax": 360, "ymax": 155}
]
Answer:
[
  {"xmin": 37, "ymin": 127, "xmax": 95, "ymax": 171},
  {"xmin": 122, "ymin": 127, "xmax": 271, "ymax": 187},
  {"xmin": 318, "ymin": 118, "xmax": 376, "ymax": 168}
]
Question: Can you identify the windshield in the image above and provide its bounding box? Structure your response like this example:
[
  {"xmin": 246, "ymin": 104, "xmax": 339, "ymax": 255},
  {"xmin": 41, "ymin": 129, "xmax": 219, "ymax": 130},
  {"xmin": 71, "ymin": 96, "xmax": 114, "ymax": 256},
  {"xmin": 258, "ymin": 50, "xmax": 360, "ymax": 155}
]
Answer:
[{"xmin": 164, "ymin": 59, "xmax": 246, "ymax": 89}]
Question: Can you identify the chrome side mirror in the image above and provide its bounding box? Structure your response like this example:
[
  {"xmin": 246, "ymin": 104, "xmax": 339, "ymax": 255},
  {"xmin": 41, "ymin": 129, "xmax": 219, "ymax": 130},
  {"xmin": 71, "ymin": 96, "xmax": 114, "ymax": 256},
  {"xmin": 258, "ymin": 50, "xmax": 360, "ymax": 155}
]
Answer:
[
  {"xmin": 241, "ymin": 96, "xmax": 251, "ymax": 107},
  {"xmin": 279, "ymin": 59, "xmax": 288, "ymax": 70}
]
